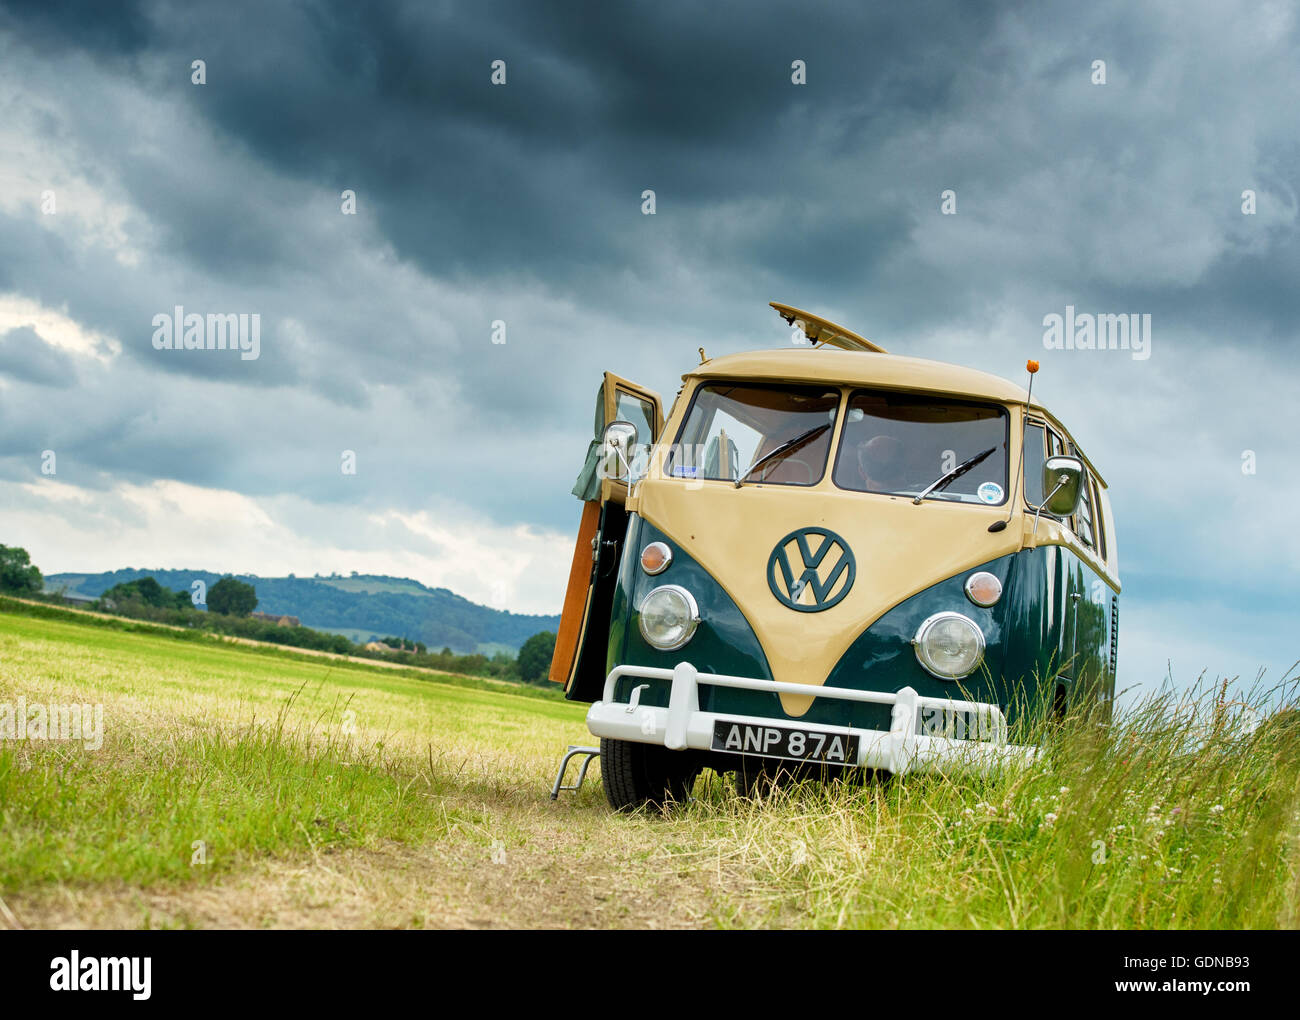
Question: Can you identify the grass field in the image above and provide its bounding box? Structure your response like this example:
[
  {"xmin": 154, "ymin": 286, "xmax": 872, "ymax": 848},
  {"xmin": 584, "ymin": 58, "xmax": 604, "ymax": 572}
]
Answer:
[{"xmin": 1, "ymin": 604, "xmax": 1297, "ymax": 929}]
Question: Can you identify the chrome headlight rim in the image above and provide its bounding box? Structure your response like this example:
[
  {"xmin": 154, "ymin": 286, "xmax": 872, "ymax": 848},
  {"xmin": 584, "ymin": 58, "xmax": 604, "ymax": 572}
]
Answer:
[
  {"xmin": 912, "ymin": 610, "xmax": 986, "ymax": 680},
  {"xmin": 640, "ymin": 541, "xmax": 673, "ymax": 576},
  {"xmin": 638, "ymin": 584, "xmax": 700, "ymax": 651},
  {"xmin": 963, "ymin": 571, "xmax": 1003, "ymax": 608}
]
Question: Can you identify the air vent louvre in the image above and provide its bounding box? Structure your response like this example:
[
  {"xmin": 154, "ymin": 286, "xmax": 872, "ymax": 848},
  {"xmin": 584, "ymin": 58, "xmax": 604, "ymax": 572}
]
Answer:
[{"xmin": 1109, "ymin": 596, "xmax": 1120, "ymax": 674}]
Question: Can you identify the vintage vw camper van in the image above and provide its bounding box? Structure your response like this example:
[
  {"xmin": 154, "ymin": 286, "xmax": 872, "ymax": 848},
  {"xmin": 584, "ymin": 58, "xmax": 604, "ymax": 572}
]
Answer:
[{"xmin": 550, "ymin": 303, "xmax": 1120, "ymax": 811}]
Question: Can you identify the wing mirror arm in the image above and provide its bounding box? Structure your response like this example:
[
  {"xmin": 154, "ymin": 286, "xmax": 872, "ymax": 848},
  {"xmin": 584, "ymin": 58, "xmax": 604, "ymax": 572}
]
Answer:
[
  {"xmin": 1032, "ymin": 473, "xmax": 1070, "ymax": 539},
  {"xmin": 1032, "ymin": 455, "xmax": 1085, "ymax": 538}
]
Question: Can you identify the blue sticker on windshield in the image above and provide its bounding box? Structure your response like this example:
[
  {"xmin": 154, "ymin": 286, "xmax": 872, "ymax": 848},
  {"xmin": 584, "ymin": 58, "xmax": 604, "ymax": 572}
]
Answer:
[
  {"xmin": 673, "ymin": 465, "xmax": 699, "ymax": 478},
  {"xmin": 977, "ymin": 481, "xmax": 1003, "ymax": 504}
]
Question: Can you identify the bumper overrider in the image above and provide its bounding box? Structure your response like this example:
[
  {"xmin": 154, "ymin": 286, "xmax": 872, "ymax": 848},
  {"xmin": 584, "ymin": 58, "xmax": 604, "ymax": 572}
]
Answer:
[{"xmin": 587, "ymin": 663, "xmax": 1040, "ymax": 776}]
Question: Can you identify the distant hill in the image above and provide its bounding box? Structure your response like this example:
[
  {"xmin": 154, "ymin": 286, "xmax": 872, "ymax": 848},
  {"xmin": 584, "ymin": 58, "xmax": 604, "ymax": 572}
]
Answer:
[{"xmin": 45, "ymin": 570, "xmax": 560, "ymax": 655}]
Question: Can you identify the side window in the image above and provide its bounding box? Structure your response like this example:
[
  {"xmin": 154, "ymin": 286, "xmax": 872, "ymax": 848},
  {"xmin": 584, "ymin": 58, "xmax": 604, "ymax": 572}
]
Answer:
[
  {"xmin": 1074, "ymin": 471, "xmax": 1095, "ymax": 548},
  {"xmin": 614, "ymin": 389, "xmax": 656, "ymax": 471},
  {"xmin": 1065, "ymin": 441, "xmax": 1096, "ymax": 551},
  {"xmin": 1091, "ymin": 478, "xmax": 1107, "ymax": 560},
  {"xmin": 1040, "ymin": 427, "xmax": 1067, "ymax": 519},
  {"xmin": 1023, "ymin": 422, "xmax": 1046, "ymax": 506}
]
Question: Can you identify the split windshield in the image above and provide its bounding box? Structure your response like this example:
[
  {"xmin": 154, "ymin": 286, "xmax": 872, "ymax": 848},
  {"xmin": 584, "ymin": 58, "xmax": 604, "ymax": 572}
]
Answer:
[
  {"xmin": 833, "ymin": 390, "xmax": 1009, "ymax": 504},
  {"xmin": 667, "ymin": 382, "xmax": 1010, "ymax": 504},
  {"xmin": 666, "ymin": 383, "xmax": 840, "ymax": 486}
]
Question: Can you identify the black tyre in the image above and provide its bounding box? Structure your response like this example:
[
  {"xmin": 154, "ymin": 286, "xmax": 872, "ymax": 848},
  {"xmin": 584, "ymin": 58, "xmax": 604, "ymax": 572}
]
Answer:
[
  {"xmin": 733, "ymin": 755, "xmax": 803, "ymax": 798},
  {"xmin": 599, "ymin": 737, "xmax": 699, "ymax": 812},
  {"xmin": 734, "ymin": 756, "xmax": 868, "ymax": 797}
]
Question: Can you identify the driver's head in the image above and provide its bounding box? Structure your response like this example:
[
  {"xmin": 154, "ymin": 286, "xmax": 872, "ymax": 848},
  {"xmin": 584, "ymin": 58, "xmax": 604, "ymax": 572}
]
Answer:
[{"xmin": 857, "ymin": 435, "xmax": 906, "ymax": 490}]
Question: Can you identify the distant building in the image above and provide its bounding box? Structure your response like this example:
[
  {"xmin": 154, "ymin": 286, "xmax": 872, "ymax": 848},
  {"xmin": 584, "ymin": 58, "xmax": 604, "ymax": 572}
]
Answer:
[
  {"xmin": 250, "ymin": 611, "xmax": 300, "ymax": 627},
  {"xmin": 363, "ymin": 641, "xmax": 388, "ymax": 652}
]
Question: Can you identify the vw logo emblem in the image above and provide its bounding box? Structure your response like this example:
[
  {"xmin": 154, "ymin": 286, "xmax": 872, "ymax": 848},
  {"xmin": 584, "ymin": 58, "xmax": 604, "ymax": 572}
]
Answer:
[{"xmin": 767, "ymin": 527, "xmax": 855, "ymax": 612}]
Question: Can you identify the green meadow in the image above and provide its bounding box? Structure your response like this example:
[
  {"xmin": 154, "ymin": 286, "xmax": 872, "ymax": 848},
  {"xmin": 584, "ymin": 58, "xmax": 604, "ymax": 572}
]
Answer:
[{"xmin": 1, "ymin": 602, "xmax": 1296, "ymax": 929}]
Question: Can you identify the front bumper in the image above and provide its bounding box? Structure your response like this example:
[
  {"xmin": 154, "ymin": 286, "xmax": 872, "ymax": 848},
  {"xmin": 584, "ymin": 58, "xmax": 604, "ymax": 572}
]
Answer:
[{"xmin": 586, "ymin": 663, "xmax": 1039, "ymax": 776}]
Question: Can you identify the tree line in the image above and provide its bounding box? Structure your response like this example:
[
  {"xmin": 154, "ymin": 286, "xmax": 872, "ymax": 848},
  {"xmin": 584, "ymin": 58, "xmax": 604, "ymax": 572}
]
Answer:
[{"xmin": 0, "ymin": 544, "xmax": 558, "ymax": 686}]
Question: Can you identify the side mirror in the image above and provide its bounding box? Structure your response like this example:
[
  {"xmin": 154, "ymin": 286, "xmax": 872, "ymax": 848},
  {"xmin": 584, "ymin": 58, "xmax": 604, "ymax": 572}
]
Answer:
[
  {"xmin": 1041, "ymin": 455, "xmax": 1085, "ymax": 516},
  {"xmin": 601, "ymin": 421, "xmax": 639, "ymax": 482}
]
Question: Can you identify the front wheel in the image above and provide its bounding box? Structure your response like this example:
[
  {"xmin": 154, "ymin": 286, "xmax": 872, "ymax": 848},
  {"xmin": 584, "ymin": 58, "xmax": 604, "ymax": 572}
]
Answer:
[{"xmin": 599, "ymin": 737, "xmax": 699, "ymax": 812}]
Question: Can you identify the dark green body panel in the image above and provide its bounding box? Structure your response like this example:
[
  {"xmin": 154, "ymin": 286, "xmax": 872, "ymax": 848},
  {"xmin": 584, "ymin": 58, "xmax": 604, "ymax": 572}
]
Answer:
[
  {"xmin": 602, "ymin": 515, "xmax": 1118, "ymax": 729},
  {"xmin": 607, "ymin": 516, "xmax": 774, "ymax": 710}
]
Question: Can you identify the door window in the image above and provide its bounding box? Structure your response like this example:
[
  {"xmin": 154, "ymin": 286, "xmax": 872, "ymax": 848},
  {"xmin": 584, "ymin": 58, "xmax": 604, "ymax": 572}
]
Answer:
[{"xmin": 614, "ymin": 389, "xmax": 656, "ymax": 474}]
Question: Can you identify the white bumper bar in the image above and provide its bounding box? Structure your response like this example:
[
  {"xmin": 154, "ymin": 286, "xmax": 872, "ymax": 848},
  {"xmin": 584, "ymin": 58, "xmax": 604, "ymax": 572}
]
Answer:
[{"xmin": 586, "ymin": 662, "xmax": 1039, "ymax": 776}]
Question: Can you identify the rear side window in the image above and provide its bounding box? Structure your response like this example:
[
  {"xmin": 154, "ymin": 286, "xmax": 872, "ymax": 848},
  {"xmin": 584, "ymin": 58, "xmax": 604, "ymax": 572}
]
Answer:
[
  {"xmin": 1066, "ymin": 442, "xmax": 1101, "ymax": 555},
  {"xmin": 1074, "ymin": 472, "xmax": 1096, "ymax": 548},
  {"xmin": 1091, "ymin": 478, "xmax": 1108, "ymax": 560}
]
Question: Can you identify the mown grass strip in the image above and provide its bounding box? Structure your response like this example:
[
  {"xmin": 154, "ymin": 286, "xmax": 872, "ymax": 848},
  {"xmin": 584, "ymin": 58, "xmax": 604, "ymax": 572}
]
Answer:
[
  {"xmin": 0, "ymin": 705, "xmax": 476, "ymax": 891},
  {"xmin": 0, "ymin": 594, "xmax": 564, "ymax": 702}
]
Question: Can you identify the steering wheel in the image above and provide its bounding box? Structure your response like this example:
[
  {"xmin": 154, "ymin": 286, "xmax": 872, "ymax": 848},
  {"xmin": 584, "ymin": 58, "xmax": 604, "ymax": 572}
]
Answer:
[{"xmin": 760, "ymin": 458, "xmax": 815, "ymax": 484}]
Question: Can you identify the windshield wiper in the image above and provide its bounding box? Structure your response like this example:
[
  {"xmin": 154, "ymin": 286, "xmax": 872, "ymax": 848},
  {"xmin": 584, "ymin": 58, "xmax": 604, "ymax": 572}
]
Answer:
[
  {"xmin": 734, "ymin": 424, "xmax": 830, "ymax": 488},
  {"xmin": 911, "ymin": 447, "xmax": 996, "ymax": 505}
]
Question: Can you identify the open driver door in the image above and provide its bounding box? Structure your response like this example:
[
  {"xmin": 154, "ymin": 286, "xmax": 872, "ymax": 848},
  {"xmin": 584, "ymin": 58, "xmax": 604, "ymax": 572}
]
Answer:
[{"xmin": 549, "ymin": 372, "xmax": 664, "ymax": 700}]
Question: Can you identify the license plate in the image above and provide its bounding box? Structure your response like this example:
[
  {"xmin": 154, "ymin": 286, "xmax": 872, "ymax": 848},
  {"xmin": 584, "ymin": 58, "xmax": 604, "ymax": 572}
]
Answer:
[{"xmin": 711, "ymin": 721, "xmax": 858, "ymax": 764}]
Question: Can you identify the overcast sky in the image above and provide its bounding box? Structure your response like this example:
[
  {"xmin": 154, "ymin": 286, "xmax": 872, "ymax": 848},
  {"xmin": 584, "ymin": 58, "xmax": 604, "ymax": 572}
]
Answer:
[{"xmin": 1, "ymin": 0, "xmax": 1297, "ymax": 700}]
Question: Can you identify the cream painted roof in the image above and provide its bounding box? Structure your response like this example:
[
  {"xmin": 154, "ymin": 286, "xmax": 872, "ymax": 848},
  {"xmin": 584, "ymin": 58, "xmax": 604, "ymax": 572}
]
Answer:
[{"xmin": 685, "ymin": 348, "xmax": 1031, "ymax": 403}]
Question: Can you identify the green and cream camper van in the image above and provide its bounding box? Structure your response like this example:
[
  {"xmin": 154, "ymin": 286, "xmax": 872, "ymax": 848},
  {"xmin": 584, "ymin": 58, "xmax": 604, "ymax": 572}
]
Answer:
[{"xmin": 550, "ymin": 303, "xmax": 1119, "ymax": 811}]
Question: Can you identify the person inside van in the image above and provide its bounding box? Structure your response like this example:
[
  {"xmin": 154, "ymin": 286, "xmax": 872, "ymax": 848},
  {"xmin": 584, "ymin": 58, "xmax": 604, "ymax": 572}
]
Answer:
[{"xmin": 856, "ymin": 434, "xmax": 912, "ymax": 493}]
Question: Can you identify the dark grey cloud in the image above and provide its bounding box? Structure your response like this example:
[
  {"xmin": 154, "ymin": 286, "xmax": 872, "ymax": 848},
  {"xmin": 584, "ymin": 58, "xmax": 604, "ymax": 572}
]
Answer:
[
  {"xmin": 1, "ymin": 0, "xmax": 1299, "ymax": 683},
  {"xmin": 0, "ymin": 0, "xmax": 154, "ymax": 57}
]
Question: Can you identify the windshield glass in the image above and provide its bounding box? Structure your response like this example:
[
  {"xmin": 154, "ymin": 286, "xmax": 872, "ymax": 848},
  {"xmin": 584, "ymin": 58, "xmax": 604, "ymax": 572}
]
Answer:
[
  {"xmin": 832, "ymin": 390, "xmax": 1009, "ymax": 504},
  {"xmin": 667, "ymin": 383, "xmax": 841, "ymax": 486}
]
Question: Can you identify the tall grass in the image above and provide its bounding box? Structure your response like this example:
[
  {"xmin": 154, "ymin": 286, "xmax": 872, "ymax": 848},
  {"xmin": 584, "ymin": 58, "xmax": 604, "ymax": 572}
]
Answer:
[{"xmin": 673, "ymin": 675, "xmax": 1300, "ymax": 929}]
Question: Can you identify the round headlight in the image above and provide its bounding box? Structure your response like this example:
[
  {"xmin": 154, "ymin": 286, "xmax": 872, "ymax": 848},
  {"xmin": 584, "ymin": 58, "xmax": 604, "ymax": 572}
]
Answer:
[
  {"xmin": 638, "ymin": 585, "xmax": 699, "ymax": 651},
  {"xmin": 640, "ymin": 541, "xmax": 673, "ymax": 575},
  {"xmin": 964, "ymin": 571, "xmax": 1002, "ymax": 608},
  {"xmin": 913, "ymin": 612, "xmax": 985, "ymax": 680}
]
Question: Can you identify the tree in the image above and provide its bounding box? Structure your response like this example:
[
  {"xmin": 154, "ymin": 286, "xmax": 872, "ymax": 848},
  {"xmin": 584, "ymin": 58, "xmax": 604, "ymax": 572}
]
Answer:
[
  {"xmin": 0, "ymin": 544, "xmax": 43, "ymax": 594},
  {"xmin": 207, "ymin": 576, "xmax": 258, "ymax": 617},
  {"xmin": 517, "ymin": 631, "xmax": 557, "ymax": 684},
  {"xmin": 102, "ymin": 577, "xmax": 182, "ymax": 609}
]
